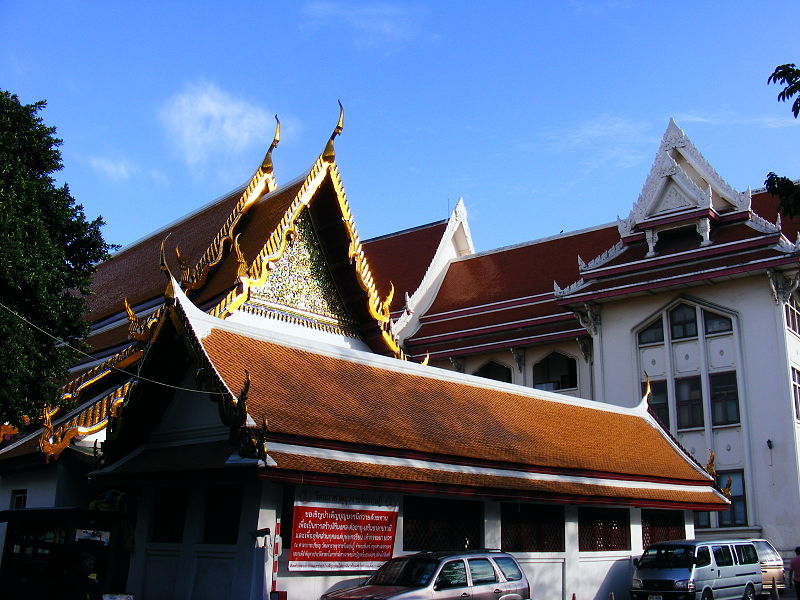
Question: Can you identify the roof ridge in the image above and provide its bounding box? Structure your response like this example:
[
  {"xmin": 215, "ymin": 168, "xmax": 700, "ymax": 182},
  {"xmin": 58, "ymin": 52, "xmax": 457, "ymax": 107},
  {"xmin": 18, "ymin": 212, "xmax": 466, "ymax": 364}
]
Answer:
[{"xmin": 364, "ymin": 219, "xmax": 449, "ymax": 243}]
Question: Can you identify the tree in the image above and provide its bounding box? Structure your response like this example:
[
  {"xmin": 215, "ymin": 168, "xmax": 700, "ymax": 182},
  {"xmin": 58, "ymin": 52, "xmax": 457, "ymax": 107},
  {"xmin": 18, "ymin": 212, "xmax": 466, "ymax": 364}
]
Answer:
[
  {"xmin": 0, "ymin": 91, "xmax": 115, "ymax": 426},
  {"xmin": 765, "ymin": 63, "xmax": 800, "ymax": 216}
]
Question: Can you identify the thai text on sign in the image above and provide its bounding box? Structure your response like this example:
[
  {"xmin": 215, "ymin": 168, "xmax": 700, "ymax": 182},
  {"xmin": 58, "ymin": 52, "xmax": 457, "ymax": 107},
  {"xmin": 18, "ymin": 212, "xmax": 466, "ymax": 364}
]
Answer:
[{"xmin": 288, "ymin": 486, "xmax": 399, "ymax": 571}]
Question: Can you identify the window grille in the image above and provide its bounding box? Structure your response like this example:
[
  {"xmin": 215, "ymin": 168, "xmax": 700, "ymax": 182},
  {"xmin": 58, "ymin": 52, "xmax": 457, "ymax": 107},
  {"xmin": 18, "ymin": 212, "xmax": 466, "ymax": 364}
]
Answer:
[
  {"xmin": 403, "ymin": 496, "xmax": 483, "ymax": 551},
  {"xmin": 786, "ymin": 293, "xmax": 800, "ymax": 335},
  {"xmin": 793, "ymin": 367, "xmax": 800, "ymax": 420},
  {"xmin": 501, "ymin": 503, "xmax": 565, "ymax": 552},
  {"xmin": 638, "ymin": 317, "xmax": 664, "ymax": 345},
  {"xmin": 676, "ymin": 376, "xmax": 703, "ymax": 429},
  {"xmin": 703, "ymin": 310, "xmax": 732, "ymax": 334},
  {"xmin": 710, "ymin": 372, "xmax": 739, "ymax": 426},
  {"xmin": 578, "ymin": 507, "xmax": 630, "ymax": 551},
  {"xmin": 717, "ymin": 471, "xmax": 747, "ymax": 527},
  {"xmin": 10, "ymin": 489, "xmax": 26, "ymax": 510},
  {"xmin": 669, "ymin": 304, "xmax": 697, "ymax": 340},
  {"xmin": 472, "ymin": 361, "xmax": 512, "ymax": 383},
  {"xmin": 532, "ymin": 352, "xmax": 577, "ymax": 391},
  {"xmin": 643, "ymin": 380, "xmax": 669, "ymax": 429},
  {"xmin": 641, "ymin": 509, "xmax": 684, "ymax": 547}
]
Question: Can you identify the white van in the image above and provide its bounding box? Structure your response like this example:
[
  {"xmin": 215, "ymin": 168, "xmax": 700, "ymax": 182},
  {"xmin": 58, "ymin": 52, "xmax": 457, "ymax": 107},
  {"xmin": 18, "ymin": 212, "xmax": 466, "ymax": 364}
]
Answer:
[{"xmin": 630, "ymin": 539, "xmax": 762, "ymax": 600}]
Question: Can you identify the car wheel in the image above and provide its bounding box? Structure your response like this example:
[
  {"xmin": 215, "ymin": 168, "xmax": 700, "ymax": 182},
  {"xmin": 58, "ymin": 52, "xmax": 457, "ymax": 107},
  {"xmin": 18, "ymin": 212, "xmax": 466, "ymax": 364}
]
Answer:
[
  {"xmin": 742, "ymin": 584, "xmax": 756, "ymax": 600},
  {"xmin": 701, "ymin": 591, "xmax": 713, "ymax": 600}
]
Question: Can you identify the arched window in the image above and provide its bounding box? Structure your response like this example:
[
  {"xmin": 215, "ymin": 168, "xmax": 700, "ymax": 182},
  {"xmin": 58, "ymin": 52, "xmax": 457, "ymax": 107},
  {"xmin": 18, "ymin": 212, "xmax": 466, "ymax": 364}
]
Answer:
[
  {"xmin": 669, "ymin": 303, "xmax": 697, "ymax": 339},
  {"xmin": 532, "ymin": 352, "xmax": 577, "ymax": 391},
  {"xmin": 472, "ymin": 361, "xmax": 512, "ymax": 383}
]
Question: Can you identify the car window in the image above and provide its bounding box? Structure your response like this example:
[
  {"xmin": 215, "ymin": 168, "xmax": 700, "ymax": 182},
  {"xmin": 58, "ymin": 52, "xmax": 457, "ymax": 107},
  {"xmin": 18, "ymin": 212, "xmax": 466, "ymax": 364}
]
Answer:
[
  {"xmin": 436, "ymin": 560, "xmax": 468, "ymax": 589},
  {"xmin": 468, "ymin": 558, "xmax": 497, "ymax": 585},
  {"xmin": 753, "ymin": 541, "xmax": 781, "ymax": 562},
  {"xmin": 493, "ymin": 556, "xmax": 523, "ymax": 581},
  {"xmin": 735, "ymin": 544, "xmax": 758, "ymax": 565},
  {"xmin": 696, "ymin": 546, "xmax": 711, "ymax": 567},
  {"xmin": 712, "ymin": 545, "xmax": 734, "ymax": 567}
]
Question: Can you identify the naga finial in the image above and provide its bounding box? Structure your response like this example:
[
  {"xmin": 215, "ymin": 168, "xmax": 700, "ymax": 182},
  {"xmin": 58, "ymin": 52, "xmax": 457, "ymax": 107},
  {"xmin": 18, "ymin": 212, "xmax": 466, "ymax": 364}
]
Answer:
[
  {"xmin": 323, "ymin": 100, "xmax": 344, "ymax": 162},
  {"xmin": 261, "ymin": 115, "xmax": 281, "ymax": 173},
  {"xmin": 233, "ymin": 234, "xmax": 249, "ymax": 280}
]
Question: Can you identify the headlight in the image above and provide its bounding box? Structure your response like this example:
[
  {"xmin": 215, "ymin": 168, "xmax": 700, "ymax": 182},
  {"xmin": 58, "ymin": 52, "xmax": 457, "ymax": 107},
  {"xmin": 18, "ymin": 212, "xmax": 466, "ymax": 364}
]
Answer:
[
  {"xmin": 674, "ymin": 579, "xmax": 695, "ymax": 591},
  {"xmin": 631, "ymin": 578, "xmax": 643, "ymax": 589}
]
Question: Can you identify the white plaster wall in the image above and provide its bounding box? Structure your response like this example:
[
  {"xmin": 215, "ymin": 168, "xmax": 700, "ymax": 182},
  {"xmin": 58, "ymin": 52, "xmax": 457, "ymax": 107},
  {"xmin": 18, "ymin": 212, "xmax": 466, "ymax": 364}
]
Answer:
[
  {"xmin": 0, "ymin": 467, "xmax": 59, "ymax": 560},
  {"xmin": 595, "ymin": 275, "xmax": 800, "ymax": 552}
]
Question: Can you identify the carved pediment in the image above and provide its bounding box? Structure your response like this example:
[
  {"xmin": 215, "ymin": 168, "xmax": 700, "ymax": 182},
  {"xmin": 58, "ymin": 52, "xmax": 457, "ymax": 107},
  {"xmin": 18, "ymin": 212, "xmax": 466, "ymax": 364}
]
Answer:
[{"xmin": 625, "ymin": 119, "xmax": 750, "ymax": 230}]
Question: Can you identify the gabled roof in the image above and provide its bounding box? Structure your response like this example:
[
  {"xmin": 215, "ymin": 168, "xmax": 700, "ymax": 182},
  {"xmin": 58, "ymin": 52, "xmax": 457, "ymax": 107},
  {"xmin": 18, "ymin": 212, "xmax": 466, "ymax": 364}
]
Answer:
[
  {"xmin": 402, "ymin": 224, "xmax": 619, "ymax": 359},
  {"xmin": 130, "ymin": 281, "xmax": 725, "ymax": 509}
]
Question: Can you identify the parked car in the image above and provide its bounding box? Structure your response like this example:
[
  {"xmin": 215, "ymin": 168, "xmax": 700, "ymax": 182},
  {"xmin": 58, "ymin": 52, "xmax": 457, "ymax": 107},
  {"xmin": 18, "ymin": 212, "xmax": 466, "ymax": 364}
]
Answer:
[
  {"xmin": 750, "ymin": 539, "xmax": 785, "ymax": 595},
  {"xmin": 319, "ymin": 550, "xmax": 531, "ymax": 600},
  {"xmin": 630, "ymin": 539, "xmax": 762, "ymax": 600}
]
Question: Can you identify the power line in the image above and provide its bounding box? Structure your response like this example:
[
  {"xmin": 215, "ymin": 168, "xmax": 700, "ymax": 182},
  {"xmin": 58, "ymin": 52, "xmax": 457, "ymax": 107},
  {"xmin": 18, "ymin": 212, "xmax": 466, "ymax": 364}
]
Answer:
[{"xmin": 0, "ymin": 300, "xmax": 227, "ymax": 397}]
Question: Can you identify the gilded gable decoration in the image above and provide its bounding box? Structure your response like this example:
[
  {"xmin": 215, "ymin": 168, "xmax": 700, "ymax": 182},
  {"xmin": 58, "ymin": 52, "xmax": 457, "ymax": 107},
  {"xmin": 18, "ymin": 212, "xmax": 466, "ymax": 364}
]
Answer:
[
  {"xmin": 123, "ymin": 298, "xmax": 164, "ymax": 342},
  {"xmin": 246, "ymin": 212, "xmax": 359, "ymax": 337},
  {"xmin": 181, "ymin": 115, "xmax": 282, "ymax": 292}
]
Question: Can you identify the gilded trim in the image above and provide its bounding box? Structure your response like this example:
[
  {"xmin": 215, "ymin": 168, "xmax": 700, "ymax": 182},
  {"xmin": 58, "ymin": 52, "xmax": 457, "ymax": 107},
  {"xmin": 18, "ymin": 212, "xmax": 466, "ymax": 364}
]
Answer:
[
  {"xmin": 39, "ymin": 381, "xmax": 134, "ymax": 458},
  {"xmin": 58, "ymin": 346, "xmax": 143, "ymax": 407},
  {"xmin": 181, "ymin": 117, "xmax": 281, "ymax": 292},
  {"xmin": 124, "ymin": 299, "xmax": 165, "ymax": 342}
]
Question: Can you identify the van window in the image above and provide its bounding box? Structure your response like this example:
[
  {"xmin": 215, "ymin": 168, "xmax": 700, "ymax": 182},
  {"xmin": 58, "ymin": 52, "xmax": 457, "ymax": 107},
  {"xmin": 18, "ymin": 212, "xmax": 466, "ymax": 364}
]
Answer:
[
  {"xmin": 468, "ymin": 559, "xmax": 497, "ymax": 585},
  {"xmin": 712, "ymin": 545, "xmax": 734, "ymax": 567},
  {"xmin": 493, "ymin": 556, "xmax": 523, "ymax": 581},
  {"xmin": 696, "ymin": 546, "xmax": 711, "ymax": 567},
  {"xmin": 735, "ymin": 544, "xmax": 758, "ymax": 565}
]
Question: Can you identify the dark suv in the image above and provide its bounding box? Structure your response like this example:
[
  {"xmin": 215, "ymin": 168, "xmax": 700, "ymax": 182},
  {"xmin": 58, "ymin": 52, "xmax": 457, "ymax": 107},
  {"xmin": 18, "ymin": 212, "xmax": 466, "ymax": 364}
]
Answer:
[{"xmin": 320, "ymin": 550, "xmax": 531, "ymax": 600}]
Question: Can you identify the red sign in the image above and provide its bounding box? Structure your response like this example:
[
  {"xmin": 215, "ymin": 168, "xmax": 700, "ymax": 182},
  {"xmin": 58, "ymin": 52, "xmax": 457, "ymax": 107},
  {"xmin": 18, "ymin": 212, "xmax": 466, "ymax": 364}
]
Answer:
[{"xmin": 288, "ymin": 488, "xmax": 399, "ymax": 571}]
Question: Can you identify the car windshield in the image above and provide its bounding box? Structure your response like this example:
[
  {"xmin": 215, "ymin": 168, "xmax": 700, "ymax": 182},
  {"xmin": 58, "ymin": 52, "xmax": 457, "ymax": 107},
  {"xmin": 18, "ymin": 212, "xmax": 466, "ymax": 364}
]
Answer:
[
  {"xmin": 639, "ymin": 545, "xmax": 695, "ymax": 569},
  {"xmin": 368, "ymin": 557, "xmax": 439, "ymax": 587}
]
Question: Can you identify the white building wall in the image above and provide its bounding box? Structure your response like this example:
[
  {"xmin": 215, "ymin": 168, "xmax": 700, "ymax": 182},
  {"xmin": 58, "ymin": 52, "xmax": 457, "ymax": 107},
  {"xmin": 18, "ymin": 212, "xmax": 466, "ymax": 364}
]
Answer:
[{"xmin": 593, "ymin": 275, "xmax": 800, "ymax": 553}]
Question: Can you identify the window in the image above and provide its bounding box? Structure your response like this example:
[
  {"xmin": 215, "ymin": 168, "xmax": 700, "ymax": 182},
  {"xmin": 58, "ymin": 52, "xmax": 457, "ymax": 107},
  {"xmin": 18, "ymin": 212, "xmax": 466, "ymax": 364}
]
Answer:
[
  {"xmin": 493, "ymin": 556, "xmax": 523, "ymax": 581},
  {"xmin": 718, "ymin": 471, "xmax": 747, "ymax": 527},
  {"xmin": 735, "ymin": 544, "xmax": 758, "ymax": 565},
  {"xmin": 578, "ymin": 507, "xmax": 630, "ymax": 551},
  {"xmin": 468, "ymin": 558, "xmax": 497, "ymax": 584},
  {"xmin": 532, "ymin": 352, "xmax": 577, "ymax": 391},
  {"xmin": 435, "ymin": 560, "xmax": 467, "ymax": 589},
  {"xmin": 694, "ymin": 511, "xmax": 710, "ymax": 529},
  {"xmin": 669, "ymin": 304, "xmax": 697, "ymax": 339},
  {"xmin": 403, "ymin": 497, "xmax": 483, "ymax": 551},
  {"xmin": 712, "ymin": 545, "xmax": 734, "ymax": 566},
  {"xmin": 10, "ymin": 489, "xmax": 26, "ymax": 510},
  {"xmin": 696, "ymin": 546, "xmax": 711, "ymax": 567},
  {"xmin": 643, "ymin": 380, "xmax": 669, "ymax": 428},
  {"xmin": 793, "ymin": 368, "xmax": 800, "ymax": 420},
  {"xmin": 203, "ymin": 484, "xmax": 243, "ymax": 544},
  {"xmin": 472, "ymin": 361, "xmax": 512, "ymax": 383},
  {"xmin": 151, "ymin": 487, "xmax": 189, "ymax": 543},
  {"xmin": 641, "ymin": 509, "xmax": 684, "ymax": 547},
  {"xmin": 501, "ymin": 503, "xmax": 565, "ymax": 552},
  {"xmin": 786, "ymin": 293, "xmax": 800, "ymax": 336},
  {"xmin": 710, "ymin": 372, "xmax": 739, "ymax": 426},
  {"xmin": 638, "ymin": 318, "xmax": 664, "ymax": 345},
  {"xmin": 676, "ymin": 376, "xmax": 703, "ymax": 429},
  {"xmin": 704, "ymin": 310, "xmax": 732, "ymax": 334}
]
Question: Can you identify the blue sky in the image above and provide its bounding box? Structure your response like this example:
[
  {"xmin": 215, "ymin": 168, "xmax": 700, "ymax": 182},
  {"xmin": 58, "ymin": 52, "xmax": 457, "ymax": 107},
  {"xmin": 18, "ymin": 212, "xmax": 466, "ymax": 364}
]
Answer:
[{"xmin": 1, "ymin": 2, "xmax": 798, "ymax": 252}]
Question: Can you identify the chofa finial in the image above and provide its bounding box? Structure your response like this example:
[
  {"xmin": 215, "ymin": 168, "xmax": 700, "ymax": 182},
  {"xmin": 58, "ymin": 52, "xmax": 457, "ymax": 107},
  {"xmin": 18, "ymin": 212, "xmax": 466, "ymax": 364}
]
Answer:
[
  {"xmin": 323, "ymin": 100, "xmax": 344, "ymax": 162},
  {"xmin": 261, "ymin": 115, "xmax": 281, "ymax": 173}
]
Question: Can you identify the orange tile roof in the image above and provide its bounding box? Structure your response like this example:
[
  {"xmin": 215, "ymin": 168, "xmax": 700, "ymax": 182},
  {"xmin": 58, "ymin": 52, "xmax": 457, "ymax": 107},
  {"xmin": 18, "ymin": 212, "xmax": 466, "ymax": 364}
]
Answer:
[{"xmin": 198, "ymin": 326, "xmax": 712, "ymax": 487}]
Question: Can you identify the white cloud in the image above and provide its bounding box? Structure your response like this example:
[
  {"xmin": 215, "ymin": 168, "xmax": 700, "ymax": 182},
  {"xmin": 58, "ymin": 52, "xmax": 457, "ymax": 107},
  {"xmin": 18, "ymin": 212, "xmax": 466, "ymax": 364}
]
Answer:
[
  {"xmin": 540, "ymin": 116, "xmax": 658, "ymax": 171},
  {"xmin": 673, "ymin": 112, "xmax": 800, "ymax": 129},
  {"xmin": 88, "ymin": 156, "xmax": 136, "ymax": 181},
  {"xmin": 302, "ymin": 2, "xmax": 426, "ymax": 49},
  {"xmin": 159, "ymin": 82, "xmax": 273, "ymax": 173}
]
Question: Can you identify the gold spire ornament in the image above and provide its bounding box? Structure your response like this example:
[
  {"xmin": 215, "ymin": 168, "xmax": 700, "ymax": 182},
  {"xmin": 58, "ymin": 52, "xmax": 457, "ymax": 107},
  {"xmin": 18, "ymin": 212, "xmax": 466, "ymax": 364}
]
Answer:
[
  {"xmin": 323, "ymin": 100, "xmax": 344, "ymax": 162},
  {"xmin": 261, "ymin": 115, "xmax": 281, "ymax": 173}
]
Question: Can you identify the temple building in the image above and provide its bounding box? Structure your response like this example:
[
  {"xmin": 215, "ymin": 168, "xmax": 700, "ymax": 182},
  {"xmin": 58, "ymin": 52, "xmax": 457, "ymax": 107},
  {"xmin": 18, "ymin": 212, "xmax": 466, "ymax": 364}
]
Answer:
[{"xmin": 4, "ymin": 112, "xmax": 788, "ymax": 600}]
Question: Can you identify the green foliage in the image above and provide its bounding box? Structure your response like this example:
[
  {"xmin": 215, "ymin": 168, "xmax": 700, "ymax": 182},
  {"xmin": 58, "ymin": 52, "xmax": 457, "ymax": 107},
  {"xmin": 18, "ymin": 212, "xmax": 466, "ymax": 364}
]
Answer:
[
  {"xmin": 0, "ymin": 91, "xmax": 115, "ymax": 426},
  {"xmin": 766, "ymin": 64, "xmax": 800, "ymax": 216}
]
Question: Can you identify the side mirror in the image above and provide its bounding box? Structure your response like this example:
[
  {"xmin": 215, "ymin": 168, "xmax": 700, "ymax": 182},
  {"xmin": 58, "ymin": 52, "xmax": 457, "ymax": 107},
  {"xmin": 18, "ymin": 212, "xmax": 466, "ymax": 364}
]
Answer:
[{"xmin": 633, "ymin": 558, "xmax": 639, "ymax": 567}]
